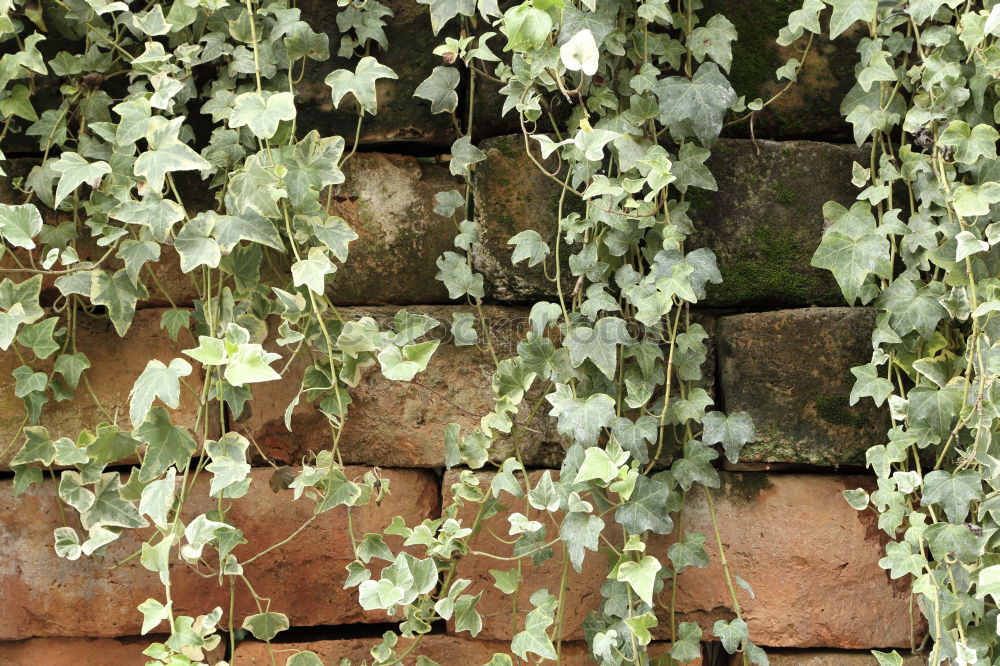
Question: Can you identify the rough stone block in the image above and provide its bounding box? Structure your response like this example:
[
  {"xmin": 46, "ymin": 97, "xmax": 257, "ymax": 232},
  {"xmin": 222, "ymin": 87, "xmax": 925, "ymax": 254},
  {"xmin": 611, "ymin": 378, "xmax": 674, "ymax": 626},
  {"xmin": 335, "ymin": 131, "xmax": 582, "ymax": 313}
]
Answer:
[
  {"xmin": 294, "ymin": 1, "xmax": 455, "ymax": 147},
  {"xmin": 717, "ymin": 308, "xmax": 885, "ymax": 466},
  {"xmin": 326, "ymin": 153, "xmax": 462, "ymax": 304},
  {"xmin": 444, "ymin": 470, "xmax": 915, "ymax": 648},
  {"xmin": 704, "ymin": 0, "xmax": 859, "ymax": 141},
  {"xmin": 0, "ymin": 637, "xmax": 225, "ymax": 665},
  {"xmin": 471, "ymin": 136, "xmax": 860, "ymax": 307},
  {"xmin": 234, "ymin": 306, "xmax": 567, "ymax": 468},
  {"xmin": 234, "ymin": 636, "xmax": 690, "ymax": 665},
  {"xmin": 0, "ymin": 308, "xmax": 205, "ymax": 468},
  {"xmin": 689, "ymin": 139, "xmax": 861, "ymax": 307},
  {"xmin": 0, "ymin": 467, "xmax": 438, "ymax": 639}
]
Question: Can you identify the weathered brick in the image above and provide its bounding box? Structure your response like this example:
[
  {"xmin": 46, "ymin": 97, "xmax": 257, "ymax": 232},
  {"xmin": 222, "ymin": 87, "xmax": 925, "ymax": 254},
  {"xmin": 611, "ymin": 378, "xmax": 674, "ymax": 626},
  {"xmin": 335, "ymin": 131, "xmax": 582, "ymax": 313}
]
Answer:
[
  {"xmin": 0, "ymin": 467, "xmax": 438, "ymax": 639},
  {"xmin": 234, "ymin": 636, "xmax": 691, "ymax": 665},
  {"xmin": 294, "ymin": 1, "xmax": 455, "ymax": 147},
  {"xmin": 688, "ymin": 139, "xmax": 861, "ymax": 307},
  {"xmin": 234, "ymin": 306, "xmax": 568, "ymax": 468},
  {"xmin": 0, "ymin": 636, "xmax": 225, "ymax": 665},
  {"xmin": 445, "ymin": 470, "xmax": 914, "ymax": 648},
  {"xmin": 326, "ymin": 153, "xmax": 462, "ymax": 304},
  {"xmin": 1, "ymin": 308, "xmax": 205, "ymax": 469},
  {"xmin": 472, "ymin": 137, "xmax": 859, "ymax": 307},
  {"xmin": 734, "ymin": 652, "xmax": 925, "ymax": 666},
  {"xmin": 704, "ymin": 1, "xmax": 859, "ymax": 141},
  {"xmin": 717, "ymin": 308, "xmax": 885, "ymax": 466}
]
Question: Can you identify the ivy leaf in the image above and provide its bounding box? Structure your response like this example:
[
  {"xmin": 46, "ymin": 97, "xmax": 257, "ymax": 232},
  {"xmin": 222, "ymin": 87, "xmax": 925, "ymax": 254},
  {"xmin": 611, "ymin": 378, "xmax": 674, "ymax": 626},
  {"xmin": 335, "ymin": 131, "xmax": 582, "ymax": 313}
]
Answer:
[
  {"xmin": 139, "ymin": 468, "xmax": 176, "ymax": 529},
  {"xmin": 560, "ymin": 28, "xmax": 599, "ymax": 76},
  {"xmin": 378, "ymin": 341, "xmax": 440, "ymax": 381},
  {"xmin": 546, "ymin": 383, "xmax": 617, "ymax": 446},
  {"xmin": 450, "ymin": 135, "xmax": 486, "ymax": 178},
  {"xmin": 829, "ymin": 0, "xmax": 877, "ymax": 38},
  {"xmin": 511, "ymin": 590, "xmax": 557, "ymax": 660},
  {"xmin": 670, "ymin": 622, "xmax": 703, "ymax": 662},
  {"xmin": 416, "ymin": 0, "xmax": 475, "ymax": 34},
  {"xmin": 566, "ymin": 317, "xmax": 632, "ymax": 380},
  {"xmin": 51, "ymin": 153, "xmax": 111, "ymax": 207},
  {"xmin": 205, "ymin": 433, "xmax": 251, "ymax": 498},
  {"xmin": 508, "ymin": 229, "xmax": 550, "ymax": 267},
  {"xmin": 325, "ymin": 56, "xmax": 398, "ymax": 115},
  {"xmin": 129, "ymin": 358, "xmax": 193, "ymax": 427},
  {"xmin": 286, "ymin": 652, "xmax": 324, "ymax": 666},
  {"xmin": 668, "ymin": 532, "xmax": 709, "ymax": 572},
  {"xmin": 292, "ymin": 247, "xmax": 337, "ymax": 295},
  {"xmin": 242, "ymin": 612, "xmax": 289, "ymax": 641},
  {"xmin": 849, "ymin": 363, "xmax": 894, "ymax": 407},
  {"xmin": 811, "ymin": 230, "xmax": 889, "ymax": 305},
  {"xmin": 713, "ymin": 618, "xmax": 749, "ymax": 653},
  {"xmin": 922, "ymin": 469, "xmax": 983, "ymax": 524},
  {"xmin": 878, "ymin": 540, "xmax": 926, "ymax": 579},
  {"xmin": 559, "ymin": 512, "xmax": 603, "ymax": 572},
  {"xmin": 16, "ymin": 317, "xmax": 60, "ymax": 359},
  {"xmin": 110, "ymin": 197, "xmax": 184, "ymax": 243},
  {"xmin": 415, "ymin": 66, "xmax": 460, "ymax": 114},
  {"xmin": 702, "ymin": 411, "xmax": 755, "ymax": 463},
  {"xmin": 225, "ymin": 344, "xmax": 282, "ymax": 387},
  {"xmin": 134, "ymin": 140, "xmax": 212, "ymax": 194},
  {"xmin": 81, "ymin": 472, "xmax": 148, "ymax": 531},
  {"xmin": 435, "ymin": 251, "xmax": 484, "ymax": 300},
  {"xmin": 653, "ymin": 63, "xmax": 736, "ymax": 146},
  {"xmin": 687, "ymin": 15, "xmax": 737, "ymax": 72},
  {"xmin": 137, "ymin": 598, "xmax": 172, "ymax": 636},
  {"xmin": 616, "ymin": 555, "xmax": 661, "ymax": 606},
  {"xmin": 503, "ymin": 5, "xmax": 552, "ymax": 52},
  {"xmin": 672, "ymin": 440, "xmax": 720, "ymax": 491},
  {"xmin": 610, "ymin": 416, "xmax": 657, "ymax": 465},
  {"xmin": 615, "ymin": 475, "xmax": 674, "ymax": 535},
  {"xmin": 0, "ymin": 203, "xmax": 43, "ymax": 248},
  {"xmin": 175, "ymin": 216, "xmax": 222, "ymax": 273},
  {"xmin": 91, "ymin": 269, "xmax": 149, "ymax": 336},
  {"xmin": 229, "ymin": 91, "xmax": 296, "ymax": 139},
  {"xmin": 135, "ymin": 406, "xmax": 197, "ymax": 482},
  {"xmin": 939, "ymin": 120, "xmax": 998, "ymax": 164}
]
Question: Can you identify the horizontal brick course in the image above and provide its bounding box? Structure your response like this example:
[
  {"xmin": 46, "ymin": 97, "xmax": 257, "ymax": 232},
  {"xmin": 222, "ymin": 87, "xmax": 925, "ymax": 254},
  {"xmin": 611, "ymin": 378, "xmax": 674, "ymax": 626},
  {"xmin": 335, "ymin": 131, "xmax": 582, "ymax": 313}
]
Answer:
[
  {"xmin": 0, "ymin": 636, "xmax": 225, "ymax": 665},
  {"xmin": 0, "ymin": 467, "xmax": 438, "ymax": 639},
  {"xmin": 443, "ymin": 470, "xmax": 914, "ymax": 648}
]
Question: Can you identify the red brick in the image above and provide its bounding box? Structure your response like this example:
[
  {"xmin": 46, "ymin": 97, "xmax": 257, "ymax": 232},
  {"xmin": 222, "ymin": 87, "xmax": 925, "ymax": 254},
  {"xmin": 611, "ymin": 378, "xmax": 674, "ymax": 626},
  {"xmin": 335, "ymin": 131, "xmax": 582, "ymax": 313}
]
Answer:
[
  {"xmin": 235, "ymin": 306, "xmax": 566, "ymax": 469},
  {"xmin": 445, "ymin": 471, "xmax": 914, "ymax": 648},
  {"xmin": 1, "ymin": 308, "xmax": 205, "ymax": 468},
  {"xmin": 0, "ymin": 467, "xmax": 438, "ymax": 639},
  {"xmin": 0, "ymin": 636, "xmax": 224, "ymax": 665},
  {"xmin": 735, "ymin": 652, "xmax": 925, "ymax": 665},
  {"xmin": 234, "ymin": 636, "xmax": 692, "ymax": 665}
]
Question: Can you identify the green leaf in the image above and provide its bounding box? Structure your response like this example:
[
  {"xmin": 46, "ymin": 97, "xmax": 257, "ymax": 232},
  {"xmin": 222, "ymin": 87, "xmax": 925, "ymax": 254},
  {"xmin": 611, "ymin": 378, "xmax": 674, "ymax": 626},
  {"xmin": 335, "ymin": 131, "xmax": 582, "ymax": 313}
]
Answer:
[
  {"xmin": 325, "ymin": 56, "xmax": 397, "ymax": 115},
  {"xmin": 616, "ymin": 475, "xmax": 675, "ymax": 535},
  {"xmin": 435, "ymin": 251, "xmax": 484, "ymax": 300},
  {"xmin": 134, "ymin": 140, "xmax": 212, "ymax": 194},
  {"xmin": 668, "ymin": 532, "xmax": 709, "ymax": 572},
  {"xmin": 976, "ymin": 564, "xmax": 1000, "ymax": 605},
  {"xmin": 205, "ymin": 433, "xmax": 251, "ymax": 497},
  {"xmin": 849, "ymin": 363, "xmax": 894, "ymax": 407},
  {"xmin": 490, "ymin": 568, "xmax": 521, "ymax": 594},
  {"xmin": 110, "ymin": 197, "xmax": 185, "ymax": 243},
  {"xmin": 135, "ymin": 406, "xmax": 197, "ymax": 482},
  {"xmin": 51, "ymin": 153, "xmax": 111, "ymax": 207},
  {"xmin": 616, "ymin": 555, "xmax": 661, "ymax": 606},
  {"xmin": 566, "ymin": 317, "xmax": 632, "ymax": 380},
  {"xmin": 508, "ymin": 229, "xmax": 550, "ymax": 267},
  {"xmin": 939, "ymin": 120, "xmax": 998, "ymax": 164},
  {"xmin": 829, "ymin": 0, "xmax": 877, "ymax": 38},
  {"xmin": 511, "ymin": 590, "xmax": 557, "ymax": 660},
  {"xmin": 687, "ymin": 14, "xmax": 737, "ymax": 72},
  {"xmin": 91, "ymin": 269, "xmax": 148, "ymax": 336},
  {"xmin": 670, "ymin": 622, "xmax": 703, "ymax": 661},
  {"xmin": 175, "ymin": 216, "xmax": 222, "ymax": 273},
  {"xmin": 139, "ymin": 468, "xmax": 176, "ymax": 528},
  {"xmin": 672, "ymin": 439, "xmax": 720, "ymax": 491},
  {"xmin": 546, "ymin": 383, "xmax": 617, "ymax": 446},
  {"xmin": 503, "ymin": 5, "xmax": 552, "ymax": 52},
  {"xmin": 291, "ymin": 247, "xmax": 336, "ymax": 295},
  {"xmin": 713, "ymin": 618, "xmax": 749, "ymax": 653},
  {"xmin": 138, "ymin": 598, "xmax": 172, "ymax": 636},
  {"xmin": 450, "ymin": 135, "xmax": 487, "ymax": 178},
  {"xmin": 702, "ymin": 411, "xmax": 754, "ymax": 463},
  {"xmin": 653, "ymin": 63, "xmax": 736, "ymax": 146},
  {"xmin": 12, "ymin": 426, "xmax": 55, "ymax": 465},
  {"xmin": 416, "ymin": 0, "xmax": 475, "ymax": 34},
  {"xmin": 811, "ymin": 230, "xmax": 889, "ymax": 305},
  {"xmin": 229, "ymin": 91, "xmax": 296, "ymax": 139},
  {"xmin": 129, "ymin": 358, "xmax": 193, "ymax": 427},
  {"xmin": 378, "ymin": 341, "xmax": 440, "ymax": 381},
  {"xmin": 81, "ymin": 472, "xmax": 148, "ymax": 531},
  {"xmin": 878, "ymin": 540, "xmax": 925, "ymax": 579},
  {"xmin": 16, "ymin": 317, "xmax": 60, "ymax": 359},
  {"xmin": 242, "ymin": 612, "xmax": 289, "ymax": 641},
  {"xmin": 286, "ymin": 652, "xmax": 324, "ymax": 666},
  {"xmin": 0, "ymin": 203, "xmax": 42, "ymax": 249},
  {"xmin": 53, "ymin": 526, "xmax": 81, "ymax": 561},
  {"xmin": 922, "ymin": 469, "xmax": 983, "ymax": 524},
  {"xmin": 225, "ymin": 344, "xmax": 282, "ymax": 386},
  {"xmin": 415, "ymin": 66, "xmax": 460, "ymax": 114}
]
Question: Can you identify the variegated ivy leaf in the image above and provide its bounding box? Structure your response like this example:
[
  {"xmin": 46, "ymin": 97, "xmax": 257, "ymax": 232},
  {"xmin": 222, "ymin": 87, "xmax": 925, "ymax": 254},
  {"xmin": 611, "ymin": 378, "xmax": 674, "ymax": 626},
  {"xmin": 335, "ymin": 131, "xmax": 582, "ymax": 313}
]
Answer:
[
  {"xmin": 229, "ymin": 91, "xmax": 296, "ymax": 139},
  {"xmin": 326, "ymin": 56, "xmax": 398, "ymax": 114},
  {"xmin": 0, "ymin": 202, "xmax": 42, "ymax": 249},
  {"xmin": 449, "ymin": 136, "xmax": 486, "ymax": 177},
  {"xmin": 50, "ymin": 153, "xmax": 111, "ymax": 207},
  {"xmin": 415, "ymin": 66, "xmax": 460, "ymax": 115}
]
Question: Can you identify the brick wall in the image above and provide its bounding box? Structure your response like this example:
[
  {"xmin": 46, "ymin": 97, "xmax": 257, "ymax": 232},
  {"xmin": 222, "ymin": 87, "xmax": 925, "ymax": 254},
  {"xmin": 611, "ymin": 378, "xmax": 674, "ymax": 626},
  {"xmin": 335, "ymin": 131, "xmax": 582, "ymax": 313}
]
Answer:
[{"xmin": 0, "ymin": 2, "xmax": 924, "ymax": 665}]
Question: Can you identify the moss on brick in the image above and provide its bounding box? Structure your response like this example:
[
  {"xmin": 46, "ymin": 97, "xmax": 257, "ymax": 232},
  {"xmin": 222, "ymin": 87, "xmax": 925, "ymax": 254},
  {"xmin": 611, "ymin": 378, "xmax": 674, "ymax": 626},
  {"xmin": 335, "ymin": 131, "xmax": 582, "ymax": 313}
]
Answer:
[{"xmin": 814, "ymin": 394, "xmax": 868, "ymax": 428}]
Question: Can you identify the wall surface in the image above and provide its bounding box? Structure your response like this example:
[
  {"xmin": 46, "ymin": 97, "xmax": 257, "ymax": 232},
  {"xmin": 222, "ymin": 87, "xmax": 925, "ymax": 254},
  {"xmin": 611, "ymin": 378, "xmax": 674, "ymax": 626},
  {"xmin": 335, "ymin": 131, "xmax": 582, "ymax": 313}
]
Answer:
[{"xmin": 0, "ymin": 2, "xmax": 928, "ymax": 665}]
